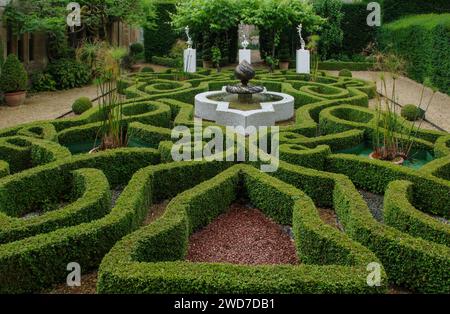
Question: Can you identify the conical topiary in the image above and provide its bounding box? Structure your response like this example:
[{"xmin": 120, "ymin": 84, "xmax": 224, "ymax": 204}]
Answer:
[{"xmin": 0, "ymin": 54, "xmax": 28, "ymax": 93}]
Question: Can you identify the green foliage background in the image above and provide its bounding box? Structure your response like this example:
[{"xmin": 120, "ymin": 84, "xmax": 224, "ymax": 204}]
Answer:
[
  {"xmin": 144, "ymin": 1, "xmax": 178, "ymax": 62},
  {"xmin": 378, "ymin": 14, "xmax": 450, "ymax": 95}
]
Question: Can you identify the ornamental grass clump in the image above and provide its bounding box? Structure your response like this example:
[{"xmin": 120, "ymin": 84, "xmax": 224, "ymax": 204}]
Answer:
[
  {"xmin": 93, "ymin": 47, "xmax": 129, "ymax": 152},
  {"xmin": 372, "ymin": 53, "xmax": 436, "ymax": 163}
]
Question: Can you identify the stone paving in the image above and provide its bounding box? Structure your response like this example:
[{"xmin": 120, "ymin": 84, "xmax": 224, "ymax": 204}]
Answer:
[{"xmin": 0, "ymin": 85, "xmax": 98, "ymax": 129}]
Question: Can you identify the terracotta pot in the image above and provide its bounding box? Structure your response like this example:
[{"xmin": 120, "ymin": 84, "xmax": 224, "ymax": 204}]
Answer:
[
  {"xmin": 279, "ymin": 61, "xmax": 290, "ymax": 70},
  {"xmin": 4, "ymin": 91, "xmax": 26, "ymax": 107},
  {"xmin": 203, "ymin": 60, "xmax": 213, "ymax": 69},
  {"xmin": 369, "ymin": 151, "xmax": 404, "ymax": 165}
]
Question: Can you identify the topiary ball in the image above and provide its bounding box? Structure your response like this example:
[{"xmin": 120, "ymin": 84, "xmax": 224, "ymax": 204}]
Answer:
[
  {"xmin": 130, "ymin": 43, "xmax": 144, "ymax": 56},
  {"xmin": 338, "ymin": 69, "xmax": 352, "ymax": 77},
  {"xmin": 401, "ymin": 104, "xmax": 425, "ymax": 121},
  {"xmin": 72, "ymin": 97, "xmax": 93, "ymax": 115},
  {"xmin": 141, "ymin": 66, "xmax": 154, "ymax": 73},
  {"xmin": 0, "ymin": 54, "xmax": 28, "ymax": 93}
]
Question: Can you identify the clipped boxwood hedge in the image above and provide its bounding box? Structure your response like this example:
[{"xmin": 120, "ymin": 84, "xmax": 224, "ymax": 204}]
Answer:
[
  {"xmin": 384, "ymin": 180, "xmax": 450, "ymax": 247},
  {"xmin": 272, "ymin": 161, "xmax": 450, "ymax": 293},
  {"xmin": 326, "ymin": 154, "xmax": 450, "ymax": 218},
  {"xmin": 0, "ymin": 148, "xmax": 160, "ymax": 293},
  {"xmin": 435, "ymin": 135, "xmax": 450, "ymax": 158},
  {"xmin": 0, "ymin": 67, "xmax": 448, "ymax": 294},
  {"xmin": 0, "ymin": 160, "xmax": 9, "ymax": 178},
  {"xmin": 0, "ymin": 136, "xmax": 71, "ymax": 173},
  {"xmin": 0, "ymin": 168, "xmax": 111, "ymax": 243},
  {"xmin": 98, "ymin": 164, "xmax": 386, "ymax": 294},
  {"xmin": 378, "ymin": 14, "xmax": 450, "ymax": 94}
]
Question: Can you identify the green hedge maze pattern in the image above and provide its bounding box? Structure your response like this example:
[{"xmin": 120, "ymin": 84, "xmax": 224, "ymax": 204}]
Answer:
[{"xmin": 0, "ymin": 68, "xmax": 449, "ymax": 293}]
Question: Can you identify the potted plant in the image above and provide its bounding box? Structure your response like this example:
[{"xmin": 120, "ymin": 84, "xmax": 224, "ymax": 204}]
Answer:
[
  {"xmin": 202, "ymin": 51, "xmax": 213, "ymax": 69},
  {"xmin": 0, "ymin": 54, "xmax": 28, "ymax": 106},
  {"xmin": 278, "ymin": 47, "xmax": 290, "ymax": 70}
]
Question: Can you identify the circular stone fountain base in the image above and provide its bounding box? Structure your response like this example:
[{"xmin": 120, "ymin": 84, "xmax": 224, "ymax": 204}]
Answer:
[{"xmin": 195, "ymin": 87, "xmax": 294, "ymax": 135}]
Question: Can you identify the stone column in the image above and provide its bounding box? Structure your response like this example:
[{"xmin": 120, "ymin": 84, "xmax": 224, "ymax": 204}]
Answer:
[
  {"xmin": 184, "ymin": 48, "xmax": 196, "ymax": 73},
  {"xmin": 239, "ymin": 49, "xmax": 251, "ymax": 64},
  {"xmin": 296, "ymin": 49, "xmax": 310, "ymax": 74}
]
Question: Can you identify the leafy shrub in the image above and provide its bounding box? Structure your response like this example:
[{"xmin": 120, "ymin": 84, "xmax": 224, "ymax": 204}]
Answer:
[
  {"xmin": 30, "ymin": 72, "xmax": 56, "ymax": 92},
  {"xmin": 338, "ymin": 69, "xmax": 352, "ymax": 77},
  {"xmin": 144, "ymin": 2, "xmax": 178, "ymax": 62},
  {"xmin": 46, "ymin": 58, "xmax": 91, "ymax": 90},
  {"xmin": 401, "ymin": 104, "xmax": 424, "ymax": 121},
  {"xmin": 340, "ymin": 3, "xmax": 377, "ymax": 56},
  {"xmin": 169, "ymin": 40, "xmax": 186, "ymax": 59},
  {"xmin": 211, "ymin": 46, "xmax": 222, "ymax": 70},
  {"xmin": 72, "ymin": 97, "xmax": 93, "ymax": 115},
  {"xmin": 152, "ymin": 56, "xmax": 180, "ymax": 68},
  {"xmin": 313, "ymin": 0, "xmax": 344, "ymax": 60},
  {"xmin": 0, "ymin": 38, "xmax": 4, "ymax": 71},
  {"xmin": 121, "ymin": 54, "xmax": 136, "ymax": 70},
  {"xmin": 279, "ymin": 47, "xmax": 291, "ymax": 62},
  {"xmin": 130, "ymin": 43, "xmax": 144, "ymax": 56},
  {"xmin": 0, "ymin": 54, "xmax": 28, "ymax": 92}
]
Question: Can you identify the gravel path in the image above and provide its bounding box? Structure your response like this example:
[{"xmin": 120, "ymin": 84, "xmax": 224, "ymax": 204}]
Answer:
[
  {"xmin": 187, "ymin": 203, "xmax": 299, "ymax": 265},
  {"xmin": 143, "ymin": 200, "xmax": 169, "ymax": 226},
  {"xmin": 328, "ymin": 71, "xmax": 450, "ymax": 132},
  {"xmin": 359, "ymin": 190, "xmax": 384, "ymax": 223},
  {"xmin": 0, "ymin": 85, "xmax": 98, "ymax": 129},
  {"xmin": 318, "ymin": 207, "xmax": 344, "ymax": 231},
  {"xmin": 0, "ymin": 63, "xmax": 175, "ymax": 129}
]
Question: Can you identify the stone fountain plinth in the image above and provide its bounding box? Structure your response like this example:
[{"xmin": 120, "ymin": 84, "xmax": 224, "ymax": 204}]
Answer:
[{"xmin": 194, "ymin": 61, "xmax": 294, "ymax": 135}]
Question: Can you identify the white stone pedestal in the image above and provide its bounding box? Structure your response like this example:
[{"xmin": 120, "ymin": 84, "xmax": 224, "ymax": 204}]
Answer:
[
  {"xmin": 184, "ymin": 48, "xmax": 196, "ymax": 73},
  {"xmin": 296, "ymin": 49, "xmax": 310, "ymax": 74},
  {"xmin": 239, "ymin": 49, "xmax": 251, "ymax": 64}
]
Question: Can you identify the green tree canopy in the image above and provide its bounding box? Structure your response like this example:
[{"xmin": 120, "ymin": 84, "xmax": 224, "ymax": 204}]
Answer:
[
  {"xmin": 172, "ymin": 0, "xmax": 322, "ymax": 34},
  {"xmin": 2, "ymin": 0, "xmax": 155, "ymax": 39},
  {"xmin": 171, "ymin": 0, "xmax": 323, "ymax": 60}
]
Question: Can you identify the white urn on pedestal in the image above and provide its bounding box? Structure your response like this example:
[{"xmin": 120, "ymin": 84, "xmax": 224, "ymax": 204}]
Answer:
[
  {"xmin": 183, "ymin": 48, "xmax": 196, "ymax": 73},
  {"xmin": 183, "ymin": 26, "xmax": 196, "ymax": 73},
  {"xmin": 238, "ymin": 34, "xmax": 251, "ymax": 64},
  {"xmin": 296, "ymin": 24, "xmax": 310, "ymax": 74},
  {"xmin": 239, "ymin": 49, "xmax": 251, "ymax": 64},
  {"xmin": 296, "ymin": 49, "xmax": 310, "ymax": 74}
]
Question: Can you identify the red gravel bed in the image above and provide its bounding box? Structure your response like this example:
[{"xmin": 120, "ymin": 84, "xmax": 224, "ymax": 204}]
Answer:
[{"xmin": 186, "ymin": 203, "xmax": 299, "ymax": 265}]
